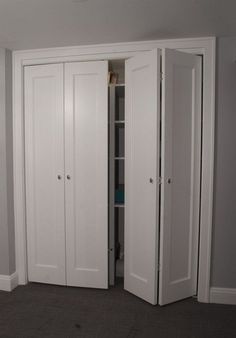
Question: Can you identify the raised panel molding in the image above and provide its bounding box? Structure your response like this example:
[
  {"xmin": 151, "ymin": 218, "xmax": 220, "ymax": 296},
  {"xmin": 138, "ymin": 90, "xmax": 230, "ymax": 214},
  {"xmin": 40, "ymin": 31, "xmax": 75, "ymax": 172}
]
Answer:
[
  {"xmin": 210, "ymin": 287, "xmax": 236, "ymax": 305},
  {"xmin": 0, "ymin": 272, "xmax": 18, "ymax": 292}
]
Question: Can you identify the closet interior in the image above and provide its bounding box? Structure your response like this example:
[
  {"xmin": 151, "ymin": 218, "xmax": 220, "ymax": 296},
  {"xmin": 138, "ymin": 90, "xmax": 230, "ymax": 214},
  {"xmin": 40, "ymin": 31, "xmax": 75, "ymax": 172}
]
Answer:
[{"xmin": 108, "ymin": 60, "xmax": 125, "ymax": 286}]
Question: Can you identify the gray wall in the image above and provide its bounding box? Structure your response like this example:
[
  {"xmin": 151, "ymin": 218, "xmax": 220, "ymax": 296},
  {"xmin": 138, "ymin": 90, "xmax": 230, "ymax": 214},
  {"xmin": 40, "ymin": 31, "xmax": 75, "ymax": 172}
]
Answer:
[
  {"xmin": 211, "ymin": 37, "xmax": 236, "ymax": 288},
  {"xmin": 0, "ymin": 48, "xmax": 15, "ymax": 275}
]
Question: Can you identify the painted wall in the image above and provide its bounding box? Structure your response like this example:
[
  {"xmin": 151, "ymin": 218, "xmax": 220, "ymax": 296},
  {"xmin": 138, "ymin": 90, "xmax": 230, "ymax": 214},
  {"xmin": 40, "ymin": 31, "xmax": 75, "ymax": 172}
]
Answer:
[
  {"xmin": 0, "ymin": 48, "xmax": 15, "ymax": 275},
  {"xmin": 211, "ymin": 37, "xmax": 236, "ymax": 288}
]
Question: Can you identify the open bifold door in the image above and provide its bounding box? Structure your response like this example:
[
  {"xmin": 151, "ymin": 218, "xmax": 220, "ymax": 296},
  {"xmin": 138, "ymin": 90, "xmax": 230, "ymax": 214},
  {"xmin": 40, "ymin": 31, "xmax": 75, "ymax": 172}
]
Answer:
[
  {"xmin": 124, "ymin": 49, "xmax": 161, "ymax": 305},
  {"xmin": 159, "ymin": 49, "xmax": 202, "ymax": 305},
  {"xmin": 125, "ymin": 48, "xmax": 201, "ymax": 306}
]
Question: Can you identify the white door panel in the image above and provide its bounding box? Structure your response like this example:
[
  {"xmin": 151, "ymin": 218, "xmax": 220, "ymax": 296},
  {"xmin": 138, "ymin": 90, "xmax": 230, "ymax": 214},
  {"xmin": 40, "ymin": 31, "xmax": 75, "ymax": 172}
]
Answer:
[
  {"xmin": 159, "ymin": 49, "xmax": 202, "ymax": 305},
  {"xmin": 65, "ymin": 61, "xmax": 108, "ymax": 288},
  {"xmin": 24, "ymin": 64, "xmax": 66, "ymax": 285},
  {"xmin": 125, "ymin": 49, "xmax": 160, "ymax": 305}
]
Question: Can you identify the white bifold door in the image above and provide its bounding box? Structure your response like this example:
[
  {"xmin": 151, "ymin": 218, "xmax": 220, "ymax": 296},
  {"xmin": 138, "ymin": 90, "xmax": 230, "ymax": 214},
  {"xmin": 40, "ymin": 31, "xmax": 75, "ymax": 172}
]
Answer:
[
  {"xmin": 125, "ymin": 48, "xmax": 201, "ymax": 305},
  {"xmin": 25, "ymin": 64, "xmax": 66, "ymax": 285},
  {"xmin": 64, "ymin": 62, "xmax": 108, "ymax": 288},
  {"xmin": 124, "ymin": 49, "xmax": 161, "ymax": 305},
  {"xmin": 159, "ymin": 49, "xmax": 202, "ymax": 305},
  {"xmin": 24, "ymin": 61, "xmax": 108, "ymax": 288}
]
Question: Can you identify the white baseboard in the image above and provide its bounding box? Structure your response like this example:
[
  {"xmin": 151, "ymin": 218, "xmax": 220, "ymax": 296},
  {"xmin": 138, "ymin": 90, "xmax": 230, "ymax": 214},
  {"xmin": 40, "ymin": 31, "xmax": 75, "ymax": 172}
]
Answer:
[
  {"xmin": 0, "ymin": 272, "xmax": 18, "ymax": 292},
  {"xmin": 210, "ymin": 287, "xmax": 236, "ymax": 305}
]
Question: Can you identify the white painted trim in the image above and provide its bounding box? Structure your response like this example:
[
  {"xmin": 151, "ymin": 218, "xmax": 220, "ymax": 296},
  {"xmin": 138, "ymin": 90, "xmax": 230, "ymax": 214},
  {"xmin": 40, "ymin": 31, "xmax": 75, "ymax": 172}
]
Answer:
[
  {"xmin": 13, "ymin": 37, "xmax": 216, "ymax": 303},
  {"xmin": 210, "ymin": 287, "xmax": 236, "ymax": 305},
  {"xmin": 13, "ymin": 36, "xmax": 214, "ymax": 62},
  {"xmin": 0, "ymin": 272, "xmax": 18, "ymax": 292}
]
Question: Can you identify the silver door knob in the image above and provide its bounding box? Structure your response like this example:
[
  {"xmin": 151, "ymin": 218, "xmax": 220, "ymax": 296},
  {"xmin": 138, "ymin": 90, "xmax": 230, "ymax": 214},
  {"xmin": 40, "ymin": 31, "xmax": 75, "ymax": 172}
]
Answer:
[
  {"xmin": 57, "ymin": 175, "xmax": 62, "ymax": 180},
  {"xmin": 167, "ymin": 178, "xmax": 171, "ymax": 184},
  {"xmin": 149, "ymin": 178, "xmax": 154, "ymax": 183},
  {"xmin": 67, "ymin": 175, "xmax": 71, "ymax": 180}
]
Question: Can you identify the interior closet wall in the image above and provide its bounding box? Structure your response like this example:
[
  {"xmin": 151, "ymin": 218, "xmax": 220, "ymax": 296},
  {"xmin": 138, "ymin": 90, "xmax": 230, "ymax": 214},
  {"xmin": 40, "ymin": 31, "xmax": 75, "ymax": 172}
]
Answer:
[{"xmin": 0, "ymin": 48, "xmax": 15, "ymax": 276}]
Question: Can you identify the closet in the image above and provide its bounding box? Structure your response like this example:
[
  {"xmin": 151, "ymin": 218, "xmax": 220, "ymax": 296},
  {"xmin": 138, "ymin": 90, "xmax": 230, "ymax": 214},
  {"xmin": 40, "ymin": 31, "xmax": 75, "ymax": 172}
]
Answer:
[{"xmin": 24, "ymin": 48, "xmax": 202, "ymax": 306}]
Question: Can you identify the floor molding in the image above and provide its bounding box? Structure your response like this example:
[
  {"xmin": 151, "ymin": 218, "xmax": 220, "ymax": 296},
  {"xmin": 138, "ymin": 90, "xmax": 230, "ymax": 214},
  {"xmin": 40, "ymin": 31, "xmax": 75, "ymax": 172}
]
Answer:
[
  {"xmin": 210, "ymin": 287, "xmax": 236, "ymax": 305},
  {"xmin": 0, "ymin": 272, "xmax": 18, "ymax": 292}
]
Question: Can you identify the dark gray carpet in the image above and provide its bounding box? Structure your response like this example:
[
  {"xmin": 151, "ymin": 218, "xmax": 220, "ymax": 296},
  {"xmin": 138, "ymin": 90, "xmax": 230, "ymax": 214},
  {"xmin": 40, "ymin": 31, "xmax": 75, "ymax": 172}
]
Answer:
[{"xmin": 0, "ymin": 280, "xmax": 235, "ymax": 338}]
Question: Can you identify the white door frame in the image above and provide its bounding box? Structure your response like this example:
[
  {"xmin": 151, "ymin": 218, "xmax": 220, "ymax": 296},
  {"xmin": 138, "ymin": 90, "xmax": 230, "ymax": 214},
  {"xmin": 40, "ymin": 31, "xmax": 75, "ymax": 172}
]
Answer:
[{"xmin": 13, "ymin": 37, "xmax": 215, "ymax": 303}]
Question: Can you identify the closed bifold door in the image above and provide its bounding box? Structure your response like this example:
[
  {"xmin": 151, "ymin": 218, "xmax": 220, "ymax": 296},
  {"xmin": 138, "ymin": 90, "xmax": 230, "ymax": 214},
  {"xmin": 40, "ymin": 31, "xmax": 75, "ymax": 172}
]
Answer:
[{"xmin": 24, "ymin": 61, "xmax": 108, "ymax": 288}]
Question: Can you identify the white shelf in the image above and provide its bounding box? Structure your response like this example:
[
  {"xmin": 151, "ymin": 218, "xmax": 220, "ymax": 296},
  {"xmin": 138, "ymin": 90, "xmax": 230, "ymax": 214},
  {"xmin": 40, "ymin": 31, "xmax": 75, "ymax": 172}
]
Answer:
[
  {"xmin": 109, "ymin": 83, "xmax": 125, "ymax": 87},
  {"xmin": 114, "ymin": 204, "xmax": 125, "ymax": 208}
]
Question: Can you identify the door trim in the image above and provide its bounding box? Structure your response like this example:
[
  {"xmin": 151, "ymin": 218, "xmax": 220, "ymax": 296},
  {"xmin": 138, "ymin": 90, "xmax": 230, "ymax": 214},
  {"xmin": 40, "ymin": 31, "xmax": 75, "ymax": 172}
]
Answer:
[{"xmin": 13, "ymin": 37, "xmax": 215, "ymax": 303}]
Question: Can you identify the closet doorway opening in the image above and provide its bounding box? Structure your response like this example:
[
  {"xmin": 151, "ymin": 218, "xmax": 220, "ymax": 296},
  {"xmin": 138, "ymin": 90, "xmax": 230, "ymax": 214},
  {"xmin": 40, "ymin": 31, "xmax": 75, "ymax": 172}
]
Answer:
[{"xmin": 108, "ymin": 60, "xmax": 125, "ymax": 287}]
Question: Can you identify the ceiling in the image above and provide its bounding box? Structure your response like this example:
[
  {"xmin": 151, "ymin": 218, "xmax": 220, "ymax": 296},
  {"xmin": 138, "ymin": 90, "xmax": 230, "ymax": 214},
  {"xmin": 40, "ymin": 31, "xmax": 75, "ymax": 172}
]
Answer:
[{"xmin": 0, "ymin": 0, "xmax": 236, "ymax": 50}]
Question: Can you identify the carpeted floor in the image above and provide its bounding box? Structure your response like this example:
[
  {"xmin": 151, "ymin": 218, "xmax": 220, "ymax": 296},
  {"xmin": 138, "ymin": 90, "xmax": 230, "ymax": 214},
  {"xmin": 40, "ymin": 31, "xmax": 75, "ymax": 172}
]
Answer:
[{"xmin": 0, "ymin": 280, "xmax": 235, "ymax": 338}]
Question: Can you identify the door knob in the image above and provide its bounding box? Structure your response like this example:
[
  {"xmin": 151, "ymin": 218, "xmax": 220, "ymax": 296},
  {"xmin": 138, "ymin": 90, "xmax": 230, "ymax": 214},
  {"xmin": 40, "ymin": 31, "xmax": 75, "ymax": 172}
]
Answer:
[
  {"xmin": 67, "ymin": 175, "xmax": 71, "ymax": 180},
  {"xmin": 57, "ymin": 175, "xmax": 62, "ymax": 180},
  {"xmin": 149, "ymin": 178, "xmax": 154, "ymax": 183},
  {"xmin": 167, "ymin": 178, "xmax": 171, "ymax": 184}
]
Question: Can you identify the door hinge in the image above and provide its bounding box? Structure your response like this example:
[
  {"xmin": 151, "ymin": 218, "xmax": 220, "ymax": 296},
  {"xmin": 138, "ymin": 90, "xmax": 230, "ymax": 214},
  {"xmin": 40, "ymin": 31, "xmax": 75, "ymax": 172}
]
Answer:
[
  {"xmin": 157, "ymin": 261, "xmax": 161, "ymax": 271},
  {"xmin": 160, "ymin": 72, "xmax": 164, "ymax": 81}
]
